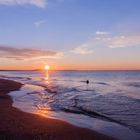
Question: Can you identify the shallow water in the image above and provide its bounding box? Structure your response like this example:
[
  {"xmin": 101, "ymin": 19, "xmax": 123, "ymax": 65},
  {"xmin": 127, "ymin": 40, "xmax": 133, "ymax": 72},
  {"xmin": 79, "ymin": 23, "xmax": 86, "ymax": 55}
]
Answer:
[{"xmin": 0, "ymin": 70, "xmax": 140, "ymax": 139}]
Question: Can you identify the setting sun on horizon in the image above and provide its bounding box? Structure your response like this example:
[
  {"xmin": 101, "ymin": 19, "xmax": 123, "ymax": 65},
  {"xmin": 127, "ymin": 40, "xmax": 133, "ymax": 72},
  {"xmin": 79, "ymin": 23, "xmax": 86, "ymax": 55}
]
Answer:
[{"xmin": 44, "ymin": 65, "xmax": 50, "ymax": 70}]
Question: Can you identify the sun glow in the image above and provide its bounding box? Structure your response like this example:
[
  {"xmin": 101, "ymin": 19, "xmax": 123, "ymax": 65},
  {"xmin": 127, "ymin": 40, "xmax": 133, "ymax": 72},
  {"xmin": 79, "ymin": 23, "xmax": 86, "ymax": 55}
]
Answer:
[{"xmin": 44, "ymin": 65, "xmax": 50, "ymax": 70}]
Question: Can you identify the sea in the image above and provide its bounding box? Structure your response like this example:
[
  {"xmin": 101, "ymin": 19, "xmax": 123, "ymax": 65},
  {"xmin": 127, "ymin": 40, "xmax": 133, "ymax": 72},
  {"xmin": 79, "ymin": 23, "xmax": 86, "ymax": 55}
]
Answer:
[{"xmin": 0, "ymin": 70, "xmax": 140, "ymax": 140}]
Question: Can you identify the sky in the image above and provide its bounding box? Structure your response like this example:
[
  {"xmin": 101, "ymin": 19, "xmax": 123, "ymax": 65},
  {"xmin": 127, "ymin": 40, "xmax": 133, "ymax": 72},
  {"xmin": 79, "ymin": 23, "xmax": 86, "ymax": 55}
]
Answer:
[{"xmin": 0, "ymin": 0, "xmax": 140, "ymax": 70}]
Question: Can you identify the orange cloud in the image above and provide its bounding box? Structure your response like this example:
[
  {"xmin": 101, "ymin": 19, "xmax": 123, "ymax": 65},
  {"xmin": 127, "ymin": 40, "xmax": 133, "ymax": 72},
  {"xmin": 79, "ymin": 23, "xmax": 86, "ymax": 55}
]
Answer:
[{"xmin": 0, "ymin": 45, "xmax": 63, "ymax": 60}]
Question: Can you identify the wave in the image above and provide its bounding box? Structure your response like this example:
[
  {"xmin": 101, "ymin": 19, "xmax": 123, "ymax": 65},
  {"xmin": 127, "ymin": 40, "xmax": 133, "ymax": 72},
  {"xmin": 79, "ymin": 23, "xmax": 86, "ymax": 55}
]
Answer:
[
  {"xmin": 124, "ymin": 82, "xmax": 140, "ymax": 88},
  {"xmin": 1, "ymin": 71, "xmax": 140, "ymax": 135}
]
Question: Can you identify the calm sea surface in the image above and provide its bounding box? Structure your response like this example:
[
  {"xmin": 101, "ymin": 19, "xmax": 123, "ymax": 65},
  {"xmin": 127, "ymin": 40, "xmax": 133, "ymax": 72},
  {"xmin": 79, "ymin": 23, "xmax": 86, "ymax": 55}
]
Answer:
[{"xmin": 0, "ymin": 70, "xmax": 140, "ymax": 138}]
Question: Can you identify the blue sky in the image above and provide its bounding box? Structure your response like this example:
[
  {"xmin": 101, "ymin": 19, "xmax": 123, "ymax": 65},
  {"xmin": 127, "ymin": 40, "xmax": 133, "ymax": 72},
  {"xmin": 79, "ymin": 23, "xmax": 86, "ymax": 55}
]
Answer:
[{"xmin": 0, "ymin": 0, "xmax": 140, "ymax": 70}]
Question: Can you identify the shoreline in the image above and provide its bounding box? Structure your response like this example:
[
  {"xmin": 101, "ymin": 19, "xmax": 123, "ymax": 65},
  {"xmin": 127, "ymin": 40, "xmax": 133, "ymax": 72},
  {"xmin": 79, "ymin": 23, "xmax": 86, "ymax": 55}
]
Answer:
[{"xmin": 0, "ymin": 78, "xmax": 116, "ymax": 140}]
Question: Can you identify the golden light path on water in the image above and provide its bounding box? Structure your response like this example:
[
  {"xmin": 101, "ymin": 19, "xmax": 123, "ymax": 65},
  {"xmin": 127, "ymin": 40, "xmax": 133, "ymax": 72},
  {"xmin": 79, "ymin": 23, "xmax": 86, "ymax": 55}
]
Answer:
[
  {"xmin": 36, "ymin": 65, "xmax": 56, "ymax": 118},
  {"xmin": 44, "ymin": 65, "xmax": 50, "ymax": 84}
]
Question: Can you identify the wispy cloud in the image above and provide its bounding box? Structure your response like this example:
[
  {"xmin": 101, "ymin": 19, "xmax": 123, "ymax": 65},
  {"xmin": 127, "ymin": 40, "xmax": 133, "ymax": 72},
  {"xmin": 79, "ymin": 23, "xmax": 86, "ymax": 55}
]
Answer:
[
  {"xmin": 72, "ymin": 44, "xmax": 94, "ymax": 55},
  {"xmin": 0, "ymin": 45, "xmax": 63, "ymax": 60},
  {"xmin": 73, "ymin": 33, "xmax": 140, "ymax": 55},
  {"xmin": 96, "ymin": 31, "xmax": 110, "ymax": 35},
  {"xmin": 103, "ymin": 35, "xmax": 140, "ymax": 48},
  {"xmin": 34, "ymin": 20, "xmax": 46, "ymax": 27},
  {"xmin": 0, "ymin": 0, "xmax": 47, "ymax": 8}
]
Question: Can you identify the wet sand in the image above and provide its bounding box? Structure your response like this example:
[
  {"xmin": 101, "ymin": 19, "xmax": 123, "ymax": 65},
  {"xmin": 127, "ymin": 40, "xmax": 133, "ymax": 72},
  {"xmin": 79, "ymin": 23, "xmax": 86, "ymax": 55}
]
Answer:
[{"xmin": 0, "ymin": 78, "xmax": 116, "ymax": 140}]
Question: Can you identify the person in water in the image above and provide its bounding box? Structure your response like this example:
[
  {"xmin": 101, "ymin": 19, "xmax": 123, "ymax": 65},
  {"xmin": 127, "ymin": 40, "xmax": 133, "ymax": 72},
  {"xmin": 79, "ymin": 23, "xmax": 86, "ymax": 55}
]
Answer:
[{"xmin": 86, "ymin": 80, "xmax": 89, "ymax": 84}]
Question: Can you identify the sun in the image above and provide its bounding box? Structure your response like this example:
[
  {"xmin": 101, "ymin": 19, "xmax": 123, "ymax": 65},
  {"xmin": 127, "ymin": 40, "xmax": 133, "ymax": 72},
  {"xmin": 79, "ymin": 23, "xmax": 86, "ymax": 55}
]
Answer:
[{"xmin": 44, "ymin": 65, "xmax": 50, "ymax": 70}]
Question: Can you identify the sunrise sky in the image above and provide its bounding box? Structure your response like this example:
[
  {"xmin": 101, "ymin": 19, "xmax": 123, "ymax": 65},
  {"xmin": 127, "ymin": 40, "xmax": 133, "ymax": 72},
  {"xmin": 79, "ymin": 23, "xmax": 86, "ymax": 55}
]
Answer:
[{"xmin": 0, "ymin": 0, "xmax": 140, "ymax": 70}]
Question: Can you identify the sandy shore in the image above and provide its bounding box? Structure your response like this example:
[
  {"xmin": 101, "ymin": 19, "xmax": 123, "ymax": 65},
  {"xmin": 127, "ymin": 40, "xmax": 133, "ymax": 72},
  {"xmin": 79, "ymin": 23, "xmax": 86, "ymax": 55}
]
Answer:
[{"xmin": 0, "ymin": 79, "xmax": 116, "ymax": 140}]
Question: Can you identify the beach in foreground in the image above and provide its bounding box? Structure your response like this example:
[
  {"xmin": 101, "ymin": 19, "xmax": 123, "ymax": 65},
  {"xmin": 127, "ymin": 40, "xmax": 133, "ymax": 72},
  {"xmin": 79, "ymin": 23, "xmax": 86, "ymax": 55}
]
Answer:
[{"xmin": 0, "ymin": 78, "xmax": 116, "ymax": 140}]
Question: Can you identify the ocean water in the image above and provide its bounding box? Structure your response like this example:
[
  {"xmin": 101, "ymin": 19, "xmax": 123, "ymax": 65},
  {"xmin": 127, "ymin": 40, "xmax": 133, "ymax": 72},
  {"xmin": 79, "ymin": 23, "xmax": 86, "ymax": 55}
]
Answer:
[{"xmin": 0, "ymin": 70, "xmax": 140, "ymax": 139}]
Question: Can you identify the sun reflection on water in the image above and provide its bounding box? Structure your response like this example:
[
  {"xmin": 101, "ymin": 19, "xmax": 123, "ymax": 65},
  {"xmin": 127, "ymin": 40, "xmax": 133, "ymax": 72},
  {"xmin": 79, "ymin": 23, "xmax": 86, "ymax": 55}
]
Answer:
[{"xmin": 44, "ymin": 70, "xmax": 49, "ymax": 84}]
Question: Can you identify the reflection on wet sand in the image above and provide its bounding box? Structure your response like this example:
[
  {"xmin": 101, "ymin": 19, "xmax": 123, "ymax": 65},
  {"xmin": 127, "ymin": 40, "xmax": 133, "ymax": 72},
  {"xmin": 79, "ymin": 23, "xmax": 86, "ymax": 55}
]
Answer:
[{"xmin": 36, "ymin": 104, "xmax": 56, "ymax": 118}]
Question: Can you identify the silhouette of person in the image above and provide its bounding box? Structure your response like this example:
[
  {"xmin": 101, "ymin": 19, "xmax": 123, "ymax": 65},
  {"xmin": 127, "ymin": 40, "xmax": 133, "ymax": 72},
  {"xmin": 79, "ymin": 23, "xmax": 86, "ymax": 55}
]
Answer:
[{"xmin": 86, "ymin": 80, "xmax": 89, "ymax": 84}]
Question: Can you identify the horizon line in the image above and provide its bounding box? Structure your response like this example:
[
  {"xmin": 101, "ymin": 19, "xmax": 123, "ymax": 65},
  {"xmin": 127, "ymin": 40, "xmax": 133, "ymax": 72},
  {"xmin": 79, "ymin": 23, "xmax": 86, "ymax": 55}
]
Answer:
[{"xmin": 0, "ymin": 69, "xmax": 140, "ymax": 71}]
